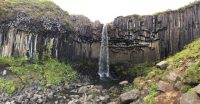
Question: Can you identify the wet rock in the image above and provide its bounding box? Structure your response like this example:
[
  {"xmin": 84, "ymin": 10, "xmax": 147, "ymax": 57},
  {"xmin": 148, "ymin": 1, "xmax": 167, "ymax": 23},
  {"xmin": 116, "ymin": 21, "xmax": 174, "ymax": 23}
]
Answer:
[
  {"xmin": 180, "ymin": 93, "xmax": 200, "ymax": 104},
  {"xmin": 119, "ymin": 81, "xmax": 128, "ymax": 85},
  {"xmin": 119, "ymin": 89, "xmax": 140, "ymax": 104},
  {"xmin": 156, "ymin": 61, "xmax": 170, "ymax": 69},
  {"xmin": 158, "ymin": 81, "xmax": 174, "ymax": 92}
]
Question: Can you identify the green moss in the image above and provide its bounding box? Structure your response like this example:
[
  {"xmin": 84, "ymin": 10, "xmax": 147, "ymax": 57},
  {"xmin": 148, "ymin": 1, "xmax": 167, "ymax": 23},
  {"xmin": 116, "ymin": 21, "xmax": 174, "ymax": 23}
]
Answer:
[
  {"xmin": 180, "ymin": 85, "xmax": 192, "ymax": 93},
  {"xmin": 145, "ymin": 68, "xmax": 162, "ymax": 79},
  {"xmin": 167, "ymin": 38, "xmax": 200, "ymax": 66},
  {"xmin": 0, "ymin": 0, "xmax": 72, "ymax": 29},
  {"xmin": 0, "ymin": 57, "xmax": 79, "ymax": 94},
  {"xmin": 142, "ymin": 84, "xmax": 158, "ymax": 104},
  {"xmin": 122, "ymin": 83, "xmax": 135, "ymax": 92},
  {"xmin": 187, "ymin": 88, "xmax": 195, "ymax": 94},
  {"xmin": 183, "ymin": 61, "xmax": 200, "ymax": 84},
  {"xmin": 0, "ymin": 79, "xmax": 21, "ymax": 94}
]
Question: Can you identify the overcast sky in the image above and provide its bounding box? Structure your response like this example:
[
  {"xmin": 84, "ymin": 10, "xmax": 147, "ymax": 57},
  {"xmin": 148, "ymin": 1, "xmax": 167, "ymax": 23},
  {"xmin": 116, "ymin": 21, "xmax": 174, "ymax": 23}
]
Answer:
[{"xmin": 52, "ymin": 0, "xmax": 195, "ymax": 23}]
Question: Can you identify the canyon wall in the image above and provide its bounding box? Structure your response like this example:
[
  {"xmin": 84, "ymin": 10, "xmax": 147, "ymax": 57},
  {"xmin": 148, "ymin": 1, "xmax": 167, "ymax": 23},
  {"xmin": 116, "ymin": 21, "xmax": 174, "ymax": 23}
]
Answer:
[
  {"xmin": 1, "ymin": 1, "xmax": 200, "ymax": 67},
  {"xmin": 108, "ymin": 3, "xmax": 200, "ymax": 64},
  {"xmin": 0, "ymin": 12, "xmax": 102, "ymax": 63}
]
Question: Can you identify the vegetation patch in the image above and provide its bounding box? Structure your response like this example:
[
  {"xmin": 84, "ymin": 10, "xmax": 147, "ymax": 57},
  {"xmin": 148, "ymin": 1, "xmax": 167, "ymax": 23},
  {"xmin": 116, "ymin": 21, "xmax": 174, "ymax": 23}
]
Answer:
[
  {"xmin": 0, "ymin": 57, "xmax": 79, "ymax": 94},
  {"xmin": 142, "ymin": 83, "xmax": 158, "ymax": 104},
  {"xmin": 114, "ymin": 63, "xmax": 156, "ymax": 80},
  {"xmin": 183, "ymin": 61, "xmax": 200, "ymax": 84},
  {"xmin": 0, "ymin": 0, "xmax": 72, "ymax": 28},
  {"xmin": 167, "ymin": 38, "xmax": 200, "ymax": 67}
]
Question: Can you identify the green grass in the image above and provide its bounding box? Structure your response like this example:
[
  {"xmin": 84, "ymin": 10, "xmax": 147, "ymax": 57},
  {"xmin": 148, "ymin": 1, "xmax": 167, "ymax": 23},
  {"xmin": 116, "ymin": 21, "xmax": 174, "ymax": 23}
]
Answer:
[
  {"xmin": 183, "ymin": 61, "xmax": 200, "ymax": 84},
  {"xmin": 142, "ymin": 84, "xmax": 158, "ymax": 104},
  {"xmin": 0, "ymin": 79, "xmax": 22, "ymax": 94},
  {"xmin": 0, "ymin": 57, "xmax": 79, "ymax": 94},
  {"xmin": 167, "ymin": 38, "xmax": 200, "ymax": 67},
  {"xmin": 0, "ymin": 0, "xmax": 72, "ymax": 29}
]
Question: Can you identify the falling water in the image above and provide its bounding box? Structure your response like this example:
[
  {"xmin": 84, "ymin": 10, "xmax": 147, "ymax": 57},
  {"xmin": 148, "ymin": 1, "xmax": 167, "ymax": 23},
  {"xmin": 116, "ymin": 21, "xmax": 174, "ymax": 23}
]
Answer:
[{"xmin": 98, "ymin": 24, "xmax": 110, "ymax": 80}]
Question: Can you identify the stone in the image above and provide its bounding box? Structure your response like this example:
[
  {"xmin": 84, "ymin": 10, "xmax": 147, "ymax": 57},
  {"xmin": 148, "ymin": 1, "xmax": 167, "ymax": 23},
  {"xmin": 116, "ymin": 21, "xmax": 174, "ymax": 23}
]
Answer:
[
  {"xmin": 10, "ymin": 100, "xmax": 16, "ymax": 104},
  {"xmin": 32, "ymin": 94, "xmax": 42, "ymax": 101},
  {"xmin": 155, "ymin": 91, "xmax": 181, "ymax": 104},
  {"xmin": 87, "ymin": 95, "xmax": 93, "ymax": 101},
  {"xmin": 37, "ymin": 98, "xmax": 43, "ymax": 104},
  {"xmin": 180, "ymin": 93, "xmax": 200, "ymax": 104},
  {"xmin": 174, "ymin": 81, "xmax": 182, "ymax": 90},
  {"xmin": 119, "ymin": 89, "xmax": 140, "ymax": 104},
  {"xmin": 2, "ymin": 70, "xmax": 7, "ymax": 76},
  {"xmin": 156, "ymin": 61, "xmax": 170, "ymax": 69},
  {"xmin": 37, "ymin": 86, "xmax": 42, "ymax": 91},
  {"xmin": 16, "ymin": 95, "xmax": 24, "ymax": 103},
  {"xmin": 158, "ymin": 81, "xmax": 174, "ymax": 92},
  {"xmin": 47, "ymin": 91, "xmax": 54, "ymax": 99},
  {"xmin": 24, "ymin": 99, "xmax": 29, "ymax": 104},
  {"xmin": 99, "ymin": 96, "xmax": 105, "ymax": 101},
  {"xmin": 194, "ymin": 84, "xmax": 200, "ymax": 95},
  {"xmin": 119, "ymin": 81, "xmax": 129, "ymax": 85},
  {"xmin": 104, "ymin": 95, "xmax": 110, "ymax": 101},
  {"xmin": 5, "ymin": 101, "xmax": 11, "ymax": 104},
  {"xmin": 165, "ymin": 70, "xmax": 179, "ymax": 82},
  {"xmin": 78, "ymin": 86, "xmax": 88, "ymax": 93},
  {"xmin": 54, "ymin": 100, "xmax": 58, "ymax": 104}
]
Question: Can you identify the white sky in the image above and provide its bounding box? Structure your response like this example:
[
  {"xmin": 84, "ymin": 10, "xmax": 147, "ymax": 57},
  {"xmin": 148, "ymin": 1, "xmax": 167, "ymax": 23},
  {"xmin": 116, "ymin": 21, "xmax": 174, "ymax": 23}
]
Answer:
[{"xmin": 52, "ymin": 0, "xmax": 195, "ymax": 23}]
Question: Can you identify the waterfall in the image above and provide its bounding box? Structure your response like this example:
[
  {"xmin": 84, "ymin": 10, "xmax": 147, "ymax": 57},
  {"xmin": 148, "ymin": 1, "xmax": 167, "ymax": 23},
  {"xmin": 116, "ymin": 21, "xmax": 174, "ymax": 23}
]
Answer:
[{"xmin": 98, "ymin": 24, "xmax": 110, "ymax": 80}]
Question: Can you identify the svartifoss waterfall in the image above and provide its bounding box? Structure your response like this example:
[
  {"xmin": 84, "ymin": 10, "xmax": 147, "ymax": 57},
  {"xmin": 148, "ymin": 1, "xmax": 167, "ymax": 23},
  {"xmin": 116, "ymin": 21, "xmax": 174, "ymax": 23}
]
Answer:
[{"xmin": 98, "ymin": 24, "xmax": 110, "ymax": 80}]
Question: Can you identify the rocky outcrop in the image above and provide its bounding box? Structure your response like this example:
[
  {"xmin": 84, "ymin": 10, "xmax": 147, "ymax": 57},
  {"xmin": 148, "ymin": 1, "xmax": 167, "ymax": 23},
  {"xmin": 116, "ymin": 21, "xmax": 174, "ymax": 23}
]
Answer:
[{"xmin": 107, "ymin": 2, "xmax": 200, "ymax": 64}]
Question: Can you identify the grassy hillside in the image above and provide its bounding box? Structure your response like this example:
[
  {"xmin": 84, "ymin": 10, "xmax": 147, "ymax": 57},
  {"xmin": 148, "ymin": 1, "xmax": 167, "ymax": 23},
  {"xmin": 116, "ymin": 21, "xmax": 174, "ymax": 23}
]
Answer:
[
  {"xmin": 0, "ymin": 0, "xmax": 71, "ymax": 27},
  {"xmin": 121, "ymin": 38, "xmax": 200, "ymax": 104}
]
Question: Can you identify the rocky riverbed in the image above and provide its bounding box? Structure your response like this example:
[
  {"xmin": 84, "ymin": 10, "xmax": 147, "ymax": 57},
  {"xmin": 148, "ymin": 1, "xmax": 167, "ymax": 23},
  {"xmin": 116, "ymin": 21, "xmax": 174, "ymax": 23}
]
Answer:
[{"xmin": 0, "ymin": 80, "xmax": 129, "ymax": 104}]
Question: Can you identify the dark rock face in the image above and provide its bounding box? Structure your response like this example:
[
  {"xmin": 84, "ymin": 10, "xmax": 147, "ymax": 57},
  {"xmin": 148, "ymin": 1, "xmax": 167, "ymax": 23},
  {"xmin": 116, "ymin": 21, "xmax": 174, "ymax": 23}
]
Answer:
[
  {"xmin": 1, "ymin": 1, "xmax": 200, "ymax": 71},
  {"xmin": 107, "ymin": 3, "xmax": 200, "ymax": 64},
  {"xmin": 0, "ymin": 12, "xmax": 103, "ymax": 63}
]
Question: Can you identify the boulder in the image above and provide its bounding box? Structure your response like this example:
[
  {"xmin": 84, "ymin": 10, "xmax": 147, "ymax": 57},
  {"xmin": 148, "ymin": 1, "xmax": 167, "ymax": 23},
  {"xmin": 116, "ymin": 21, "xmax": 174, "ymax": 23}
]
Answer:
[
  {"xmin": 156, "ymin": 61, "xmax": 170, "ymax": 69},
  {"xmin": 194, "ymin": 84, "xmax": 200, "ymax": 95},
  {"xmin": 119, "ymin": 89, "xmax": 140, "ymax": 104},
  {"xmin": 78, "ymin": 86, "xmax": 88, "ymax": 93},
  {"xmin": 155, "ymin": 91, "xmax": 181, "ymax": 104},
  {"xmin": 180, "ymin": 93, "xmax": 200, "ymax": 104},
  {"xmin": 119, "ymin": 81, "xmax": 129, "ymax": 85},
  {"xmin": 158, "ymin": 81, "xmax": 174, "ymax": 92},
  {"xmin": 174, "ymin": 81, "xmax": 182, "ymax": 90}
]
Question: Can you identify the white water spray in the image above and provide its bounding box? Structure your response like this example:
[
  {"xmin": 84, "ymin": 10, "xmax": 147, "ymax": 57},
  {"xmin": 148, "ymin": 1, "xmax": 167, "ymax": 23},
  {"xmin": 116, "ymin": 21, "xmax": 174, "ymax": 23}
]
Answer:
[{"xmin": 98, "ymin": 24, "xmax": 110, "ymax": 79}]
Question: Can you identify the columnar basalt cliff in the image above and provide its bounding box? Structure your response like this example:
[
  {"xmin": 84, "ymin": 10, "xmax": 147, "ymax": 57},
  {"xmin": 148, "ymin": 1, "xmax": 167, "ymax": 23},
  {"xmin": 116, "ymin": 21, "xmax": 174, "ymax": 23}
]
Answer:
[
  {"xmin": 1, "ymin": 0, "xmax": 200, "ymax": 67},
  {"xmin": 0, "ymin": 0, "xmax": 103, "ymax": 63},
  {"xmin": 107, "ymin": 3, "xmax": 200, "ymax": 64}
]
